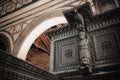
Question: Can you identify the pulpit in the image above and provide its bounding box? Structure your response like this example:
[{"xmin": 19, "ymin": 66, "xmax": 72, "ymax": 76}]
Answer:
[
  {"xmin": 47, "ymin": 24, "xmax": 80, "ymax": 74},
  {"xmin": 46, "ymin": 3, "xmax": 120, "ymax": 80}
]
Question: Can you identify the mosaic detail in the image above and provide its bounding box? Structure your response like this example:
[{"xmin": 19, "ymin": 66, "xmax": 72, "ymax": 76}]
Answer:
[
  {"xmin": 0, "ymin": 0, "xmax": 38, "ymax": 17},
  {"xmin": 5, "ymin": 19, "xmax": 33, "ymax": 41}
]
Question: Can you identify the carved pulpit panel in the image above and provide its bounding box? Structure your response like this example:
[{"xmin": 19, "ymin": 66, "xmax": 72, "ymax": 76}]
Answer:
[
  {"xmin": 46, "ymin": 26, "xmax": 80, "ymax": 73},
  {"xmin": 89, "ymin": 27, "xmax": 120, "ymax": 66},
  {"xmin": 54, "ymin": 36, "xmax": 79, "ymax": 71}
]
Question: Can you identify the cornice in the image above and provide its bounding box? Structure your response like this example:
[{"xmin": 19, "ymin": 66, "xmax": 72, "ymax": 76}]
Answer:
[{"xmin": 87, "ymin": 8, "xmax": 120, "ymax": 31}]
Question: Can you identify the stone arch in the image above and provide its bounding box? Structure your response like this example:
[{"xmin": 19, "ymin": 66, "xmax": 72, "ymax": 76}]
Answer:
[
  {"xmin": 13, "ymin": 8, "xmax": 71, "ymax": 60},
  {"xmin": 0, "ymin": 31, "xmax": 14, "ymax": 53}
]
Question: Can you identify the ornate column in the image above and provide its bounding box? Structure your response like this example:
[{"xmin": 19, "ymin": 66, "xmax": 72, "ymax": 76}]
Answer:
[{"xmin": 73, "ymin": 9, "xmax": 92, "ymax": 73}]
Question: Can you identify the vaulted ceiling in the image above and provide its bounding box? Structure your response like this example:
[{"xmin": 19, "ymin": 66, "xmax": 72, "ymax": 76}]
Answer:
[{"xmin": 26, "ymin": 32, "xmax": 50, "ymax": 71}]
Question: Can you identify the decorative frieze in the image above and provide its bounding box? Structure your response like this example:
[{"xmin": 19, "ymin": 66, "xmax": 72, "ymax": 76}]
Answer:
[
  {"xmin": 87, "ymin": 18, "xmax": 120, "ymax": 31},
  {"xmin": 0, "ymin": 0, "xmax": 38, "ymax": 17},
  {"xmin": 5, "ymin": 19, "xmax": 34, "ymax": 41},
  {"xmin": 87, "ymin": 8, "xmax": 120, "ymax": 31}
]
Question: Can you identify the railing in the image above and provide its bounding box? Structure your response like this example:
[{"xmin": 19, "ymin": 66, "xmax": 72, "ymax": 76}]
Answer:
[{"xmin": 0, "ymin": 50, "xmax": 56, "ymax": 80}]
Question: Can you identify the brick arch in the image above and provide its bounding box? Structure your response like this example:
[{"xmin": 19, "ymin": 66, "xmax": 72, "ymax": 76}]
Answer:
[{"xmin": 13, "ymin": 8, "xmax": 69, "ymax": 60}]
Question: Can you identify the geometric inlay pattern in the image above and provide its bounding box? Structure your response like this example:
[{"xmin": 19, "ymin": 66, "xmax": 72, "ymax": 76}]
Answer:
[{"xmin": 0, "ymin": 0, "xmax": 38, "ymax": 17}]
